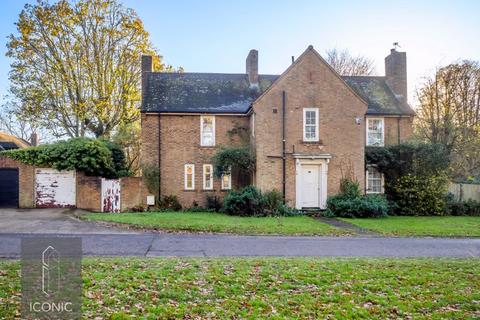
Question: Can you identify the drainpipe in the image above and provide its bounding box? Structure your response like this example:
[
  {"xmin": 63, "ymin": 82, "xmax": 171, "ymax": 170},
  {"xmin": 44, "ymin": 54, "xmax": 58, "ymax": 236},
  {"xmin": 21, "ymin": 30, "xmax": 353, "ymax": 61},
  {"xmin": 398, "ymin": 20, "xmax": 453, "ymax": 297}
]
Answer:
[
  {"xmin": 158, "ymin": 115, "xmax": 161, "ymax": 200},
  {"xmin": 282, "ymin": 91, "xmax": 286, "ymax": 201},
  {"xmin": 397, "ymin": 117, "xmax": 401, "ymax": 144}
]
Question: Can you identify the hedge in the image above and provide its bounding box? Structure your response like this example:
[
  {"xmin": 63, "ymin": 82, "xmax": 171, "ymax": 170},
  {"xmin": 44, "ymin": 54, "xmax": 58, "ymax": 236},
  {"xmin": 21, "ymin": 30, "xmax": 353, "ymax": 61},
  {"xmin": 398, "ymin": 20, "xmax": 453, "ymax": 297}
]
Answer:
[{"xmin": 0, "ymin": 138, "xmax": 128, "ymax": 178}]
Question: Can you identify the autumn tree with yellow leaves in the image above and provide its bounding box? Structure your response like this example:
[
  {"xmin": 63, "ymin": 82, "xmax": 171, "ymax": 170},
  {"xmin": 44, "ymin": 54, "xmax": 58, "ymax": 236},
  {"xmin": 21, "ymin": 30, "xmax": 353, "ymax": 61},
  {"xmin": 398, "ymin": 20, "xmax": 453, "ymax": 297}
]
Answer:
[{"xmin": 7, "ymin": 0, "xmax": 172, "ymax": 138}]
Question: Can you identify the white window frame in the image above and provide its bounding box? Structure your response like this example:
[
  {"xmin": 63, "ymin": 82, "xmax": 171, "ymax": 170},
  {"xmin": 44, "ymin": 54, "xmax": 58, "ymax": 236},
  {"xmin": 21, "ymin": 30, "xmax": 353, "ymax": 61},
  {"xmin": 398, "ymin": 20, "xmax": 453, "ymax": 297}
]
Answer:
[
  {"xmin": 366, "ymin": 117, "xmax": 385, "ymax": 146},
  {"xmin": 184, "ymin": 164, "xmax": 195, "ymax": 190},
  {"xmin": 303, "ymin": 108, "xmax": 319, "ymax": 142},
  {"xmin": 221, "ymin": 167, "xmax": 232, "ymax": 190},
  {"xmin": 200, "ymin": 115, "xmax": 215, "ymax": 146},
  {"xmin": 251, "ymin": 113, "xmax": 255, "ymax": 137},
  {"xmin": 203, "ymin": 164, "xmax": 213, "ymax": 190},
  {"xmin": 366, "ymin": 167, "xmax": 384, "ymax": 194}
]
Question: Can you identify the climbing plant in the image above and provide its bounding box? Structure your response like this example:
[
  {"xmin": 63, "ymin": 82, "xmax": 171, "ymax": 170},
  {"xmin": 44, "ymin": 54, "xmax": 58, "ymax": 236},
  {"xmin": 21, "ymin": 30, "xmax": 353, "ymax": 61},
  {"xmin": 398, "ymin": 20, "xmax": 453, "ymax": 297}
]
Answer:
[
  {"xmin": 211, "ymin": 146, "xmax": 255, "ymax": 178},
  {"xmin": 1, "ymin": 138, "xmax": 128, "ymax": 178}
]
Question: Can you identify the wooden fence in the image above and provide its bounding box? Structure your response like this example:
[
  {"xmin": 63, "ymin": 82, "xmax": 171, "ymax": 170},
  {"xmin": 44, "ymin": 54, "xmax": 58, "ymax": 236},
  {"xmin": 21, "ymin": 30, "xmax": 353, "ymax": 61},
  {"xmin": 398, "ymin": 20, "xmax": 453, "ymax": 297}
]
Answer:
[{"xmin": 448, "ymin": 183, "xmax": 480, "ymax": 201}]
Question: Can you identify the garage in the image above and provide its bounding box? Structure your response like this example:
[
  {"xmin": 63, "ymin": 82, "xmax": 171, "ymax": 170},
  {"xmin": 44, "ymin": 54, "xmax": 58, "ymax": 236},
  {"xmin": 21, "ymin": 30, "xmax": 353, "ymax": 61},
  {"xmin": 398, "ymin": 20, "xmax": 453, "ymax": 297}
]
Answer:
[
  {"xmin": 35, "ymin": 168, "xmax": 76, "ymax": 208},
  {"xmin": 0, "ymin": 168, "xmax": 19, "ymax": 207}
]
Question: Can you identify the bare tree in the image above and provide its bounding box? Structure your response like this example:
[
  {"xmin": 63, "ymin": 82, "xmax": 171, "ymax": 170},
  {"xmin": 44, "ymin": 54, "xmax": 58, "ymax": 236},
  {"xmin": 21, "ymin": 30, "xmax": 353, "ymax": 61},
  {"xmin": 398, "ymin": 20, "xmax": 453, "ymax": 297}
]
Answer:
[
  {"xmin": 415, "ymin": 60, "xmax": 480, "ymax": 179},
  {"xmin": 0, "ymin": 98, "xmax": 38, "ymax": 141},
  {"xmin": 326, "ymin": 48, "xmax": 375, "ymax": 76}
]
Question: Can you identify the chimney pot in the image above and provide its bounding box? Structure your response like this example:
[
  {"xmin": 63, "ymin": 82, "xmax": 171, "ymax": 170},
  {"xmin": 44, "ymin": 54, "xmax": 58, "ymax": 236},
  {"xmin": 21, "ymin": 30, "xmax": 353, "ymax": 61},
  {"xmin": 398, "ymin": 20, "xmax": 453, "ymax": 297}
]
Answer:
[
  {"xmin": 142, "ymin": 55, "xmax": 153, "ymax": 73},
  {"xmin": 385, "ymin": 49, "xmax": 407, "ymax": 103},
  {"xmin": 141, "ymin": 55, "xmax": 153, "ymax": 105},
  {"xmin": 30, "ymin": 132, "xmax": 39, "ymax": 146},
  {"xmin": 246, "ymin": 49, "xmax": 258, "ymax": 87}
]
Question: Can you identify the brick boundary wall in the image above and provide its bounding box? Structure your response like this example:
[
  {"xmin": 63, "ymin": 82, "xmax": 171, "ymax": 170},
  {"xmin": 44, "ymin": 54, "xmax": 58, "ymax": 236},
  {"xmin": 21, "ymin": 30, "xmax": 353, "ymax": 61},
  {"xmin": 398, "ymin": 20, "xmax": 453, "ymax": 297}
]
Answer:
[
  {"xmin": 0, "ymin": 156, "xmax": 147, "ymax": 211},
  {"xmin": 76, "ymin": 172, "xmax": 102, "ymax": 212},
  {"xmin": 120, "ymin": 176, "xmax": 148, "ymax": 211}
]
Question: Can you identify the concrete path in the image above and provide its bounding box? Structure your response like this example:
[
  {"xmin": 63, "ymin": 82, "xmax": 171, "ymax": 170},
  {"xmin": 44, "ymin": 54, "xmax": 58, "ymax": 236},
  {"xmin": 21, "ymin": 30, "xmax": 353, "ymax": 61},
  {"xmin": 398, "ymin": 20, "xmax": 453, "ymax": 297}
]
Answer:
[
  {"xmin": 1, "ymin": 233, "xmax": 479, "ymax": 258},
  {"xmin": 316, "ymin": 217, "xmax": 380, "ymax": 236},
  {"xmin": 0, "ymin": 208, "xmax": 138, "ymax": 234}
]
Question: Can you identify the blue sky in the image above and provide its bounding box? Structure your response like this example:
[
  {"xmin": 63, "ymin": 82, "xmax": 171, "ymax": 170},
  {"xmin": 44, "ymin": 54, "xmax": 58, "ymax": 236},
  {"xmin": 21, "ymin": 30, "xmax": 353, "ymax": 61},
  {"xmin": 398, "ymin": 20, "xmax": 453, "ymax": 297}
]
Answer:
[{"xmin": 1, "ymin": 0, "xmax": 479, "ymax": 103}]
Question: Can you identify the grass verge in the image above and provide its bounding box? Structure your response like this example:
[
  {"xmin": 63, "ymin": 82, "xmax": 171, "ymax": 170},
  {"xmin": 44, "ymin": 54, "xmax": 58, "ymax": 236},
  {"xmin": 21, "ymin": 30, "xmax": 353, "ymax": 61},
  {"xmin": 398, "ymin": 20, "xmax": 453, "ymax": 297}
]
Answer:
[
  {"xmin": 1, "ymin": 258, "xmax": 479, "ymax": 319},
  {"xmin": 84, "ymin": 211, "xmax": 347, "ymax": 236},
  {"xmin": 341, "ymin": 216, "xmax": 480, "ymax": 237}
]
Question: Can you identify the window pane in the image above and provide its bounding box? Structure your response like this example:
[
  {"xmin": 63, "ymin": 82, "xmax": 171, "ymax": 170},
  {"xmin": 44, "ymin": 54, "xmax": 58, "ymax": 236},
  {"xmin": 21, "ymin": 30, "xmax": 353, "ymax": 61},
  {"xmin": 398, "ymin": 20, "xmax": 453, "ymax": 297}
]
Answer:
[
  {"xmin": 367, "ymin": 119, "xmax": 383, "ymax": 146},
  {"xmin": 202, "ymin": 117, "xmax": 213, "ymax": 131},
  {"xmin": 367, "ymin": 168, "xmax": 382, "ymax": 193},
  {"xmin": 306, "ymin": 125, "xmax": 316, "ymax": 139},
  {"xmin": 306, "ymin": 111, "xmax": 315, "ymax": 125},
  {"xmin": 222, "ymin": 172, "xmax": 231, "ymax": 189},
  {"xmin": 185, "ymin": 165, "xmax": 194, "ymax": 189},
  {"xmin": 204, "ymin": 165, "xmax": 213, "ymax": 189},
  {"xmin": 201, "ymin": 117, "xmax": 215, "ymax": 146}
]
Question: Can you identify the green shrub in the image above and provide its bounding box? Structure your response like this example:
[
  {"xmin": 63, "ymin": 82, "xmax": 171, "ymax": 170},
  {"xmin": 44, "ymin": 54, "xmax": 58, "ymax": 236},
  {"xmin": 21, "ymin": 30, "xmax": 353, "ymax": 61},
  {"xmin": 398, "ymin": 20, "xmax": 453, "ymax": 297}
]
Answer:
[
  {"xmin": 159, "ymin": 195, "xmax": 182, "ymax": 211},
  {"xmin": 1, "ymin": 138, "xmax": 128, "ymax": 178},
  {"xmin": 263, "ymin": 189, "xmax": 283, "ymax": 213},
  {"xmin": 444, "ymin": 194, "xmax": 480, "ymax": 216},
  {"xmin": 391, "ymin": 174, "xmax": 448, "ymax": 216},
  {"xmin": 326, "ymin": 177, "xmax": 388, "ymax": 218},
  {"xmin": 366, "ymin": 142, "xmax": 450, "ymax": 181},
  {"xmin": 327, "ymin": 194, "xmax": 389, "ymax": 218},
  {"xmin": 339, "ymin": 178, "xmax": 362, "ymax": 198},
  {"xmin": 274, "ymin": 204, "xmax": 301, "ymax": 216},
  {"xmin": 141, "ymin": 164, "xmax": 160, "ymax": 198},
  {"xmin": 223, "ymin": 186, "xmax": 300, "ymax": 217},
  {"xmin": 223, "ymin": 186, "xmax": 266, "ymax": 216},
  {"xmin": 206, "ymin": 195, "xmax": 222, "ymax": 212}
]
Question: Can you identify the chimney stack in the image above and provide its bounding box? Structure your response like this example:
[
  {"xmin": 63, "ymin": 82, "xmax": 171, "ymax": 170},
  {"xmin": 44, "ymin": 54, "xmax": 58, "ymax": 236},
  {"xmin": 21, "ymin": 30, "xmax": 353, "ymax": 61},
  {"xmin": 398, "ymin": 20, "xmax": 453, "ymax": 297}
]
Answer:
[
  {"xmin": 246, "ymin": 49, "xmax": 259, "ymax": 88},
  {"xmin": 385, "ymin": 48, "xmax": 407, "ymax": 102},
  {"xmin": 141, "ymin": 55, "xmax": 153, "ymax": 105},
  {"xmin": 30, "ymin": 132, "xmax": 39, "ymax": 146}
]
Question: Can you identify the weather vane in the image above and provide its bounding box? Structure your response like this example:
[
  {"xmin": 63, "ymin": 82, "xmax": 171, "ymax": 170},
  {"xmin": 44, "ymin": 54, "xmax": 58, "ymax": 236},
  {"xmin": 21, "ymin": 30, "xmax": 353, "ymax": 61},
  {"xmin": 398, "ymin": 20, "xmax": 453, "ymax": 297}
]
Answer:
[{"xmin": 393, "ymin": 42, "xmax": 401, "ymax": 50}]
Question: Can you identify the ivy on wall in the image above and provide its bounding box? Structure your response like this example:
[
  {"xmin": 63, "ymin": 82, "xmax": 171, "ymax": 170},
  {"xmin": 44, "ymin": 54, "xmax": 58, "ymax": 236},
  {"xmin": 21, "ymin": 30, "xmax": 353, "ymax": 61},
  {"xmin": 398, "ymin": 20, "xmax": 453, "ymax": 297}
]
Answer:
[{"xmin": 1, "ymin": 138, "xmax": 129, "ymax": 178}]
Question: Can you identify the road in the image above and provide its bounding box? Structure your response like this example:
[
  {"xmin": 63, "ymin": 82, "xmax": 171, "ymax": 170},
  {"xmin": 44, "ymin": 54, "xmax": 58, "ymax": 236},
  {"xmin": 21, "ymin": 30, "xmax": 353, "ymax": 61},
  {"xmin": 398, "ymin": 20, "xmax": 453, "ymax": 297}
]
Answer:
[
  {"xmin": 1, "ymin": 208, "xmax": 479, "ymax": 258},
  {"xmin": 1, "ymin": 232, "xmax": 479, "ymax": 258}
]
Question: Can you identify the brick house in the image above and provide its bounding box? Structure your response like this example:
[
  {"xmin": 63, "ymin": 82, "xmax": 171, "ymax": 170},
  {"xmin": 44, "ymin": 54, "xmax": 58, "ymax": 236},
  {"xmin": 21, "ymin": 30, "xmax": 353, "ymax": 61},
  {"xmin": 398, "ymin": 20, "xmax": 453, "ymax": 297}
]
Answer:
[{"xmin": 141, "ymin": 46, "xmax": 414, "ymax": 209}]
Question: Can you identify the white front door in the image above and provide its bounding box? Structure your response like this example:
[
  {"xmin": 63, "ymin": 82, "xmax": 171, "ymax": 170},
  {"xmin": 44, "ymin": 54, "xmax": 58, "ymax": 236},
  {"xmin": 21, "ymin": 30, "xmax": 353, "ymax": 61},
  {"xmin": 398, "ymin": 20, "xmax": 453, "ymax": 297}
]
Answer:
[{"xmin": 300, "ymin": 165, "xmax": 319, "ymax": 207}]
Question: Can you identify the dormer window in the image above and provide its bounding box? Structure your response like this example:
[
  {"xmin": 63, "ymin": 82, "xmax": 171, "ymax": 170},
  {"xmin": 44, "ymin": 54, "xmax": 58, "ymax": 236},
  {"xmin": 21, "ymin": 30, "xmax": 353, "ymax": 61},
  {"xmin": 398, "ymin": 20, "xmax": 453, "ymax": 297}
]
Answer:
[
  {"xmin": 303, "ymin": 108, "xmax": 319, "ymax": 142},
  {"xmin": 200, "ymin": 116, "xmax": 215, "ymax": 146}
]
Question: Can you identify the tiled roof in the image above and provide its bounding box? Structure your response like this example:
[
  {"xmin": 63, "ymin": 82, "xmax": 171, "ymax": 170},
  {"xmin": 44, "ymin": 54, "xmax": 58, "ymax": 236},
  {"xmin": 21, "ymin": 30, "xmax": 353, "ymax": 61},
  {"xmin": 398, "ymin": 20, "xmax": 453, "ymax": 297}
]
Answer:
[
  {"xmin": 342, "ymin": 76, "xmax": 415, "ymax": 115},
  {"xmin": 0, "ymin": 131, "xmax": 30, "ymax": 150},
  {"xmin": 142, "ymin": 72, "xmax": 414, "ymax": 116},
  {"xmin": 142, "ymin": 73, "xmax": 277, "ymax": 114}
]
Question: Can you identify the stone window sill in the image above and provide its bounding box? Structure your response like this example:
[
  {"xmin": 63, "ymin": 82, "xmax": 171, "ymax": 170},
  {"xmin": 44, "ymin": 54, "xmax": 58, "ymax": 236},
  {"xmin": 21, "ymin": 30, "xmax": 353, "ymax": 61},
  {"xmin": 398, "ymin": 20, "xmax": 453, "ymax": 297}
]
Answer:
[{"xmin": 301, "ymin": 140, "xmax": 323, "ymax": 145}]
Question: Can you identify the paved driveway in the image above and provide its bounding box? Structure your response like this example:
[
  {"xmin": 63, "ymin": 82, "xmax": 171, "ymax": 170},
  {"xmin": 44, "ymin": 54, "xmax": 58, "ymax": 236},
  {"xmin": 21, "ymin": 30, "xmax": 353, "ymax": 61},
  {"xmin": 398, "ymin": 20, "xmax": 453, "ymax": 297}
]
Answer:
[{"xmin": 0, "ymin": 208, "xmax": 137, "ymax": 234}]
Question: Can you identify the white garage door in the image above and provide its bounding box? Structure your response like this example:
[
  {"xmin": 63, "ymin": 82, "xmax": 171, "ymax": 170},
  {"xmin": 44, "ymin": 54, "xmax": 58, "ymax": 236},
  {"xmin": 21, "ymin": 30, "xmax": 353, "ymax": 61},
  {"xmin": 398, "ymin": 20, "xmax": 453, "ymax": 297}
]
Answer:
[{"xmin": 35, "ymin": 168, "xmax": 76, "ymax": 208}]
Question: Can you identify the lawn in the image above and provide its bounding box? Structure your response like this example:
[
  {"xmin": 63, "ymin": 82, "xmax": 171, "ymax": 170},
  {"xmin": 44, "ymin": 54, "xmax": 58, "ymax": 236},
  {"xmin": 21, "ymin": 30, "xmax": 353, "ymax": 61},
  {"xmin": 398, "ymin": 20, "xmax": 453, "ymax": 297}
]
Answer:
[
  {"xmin": 341, "ymin": 216, "xmax": 480, "ymax": 237},
  {"xmin": 84, "ymin": 211, "xmax": 348, "ymax": 236},
  {"xmin": 1, "ymin": 258, "xmax": 479, "ymax": 319}
]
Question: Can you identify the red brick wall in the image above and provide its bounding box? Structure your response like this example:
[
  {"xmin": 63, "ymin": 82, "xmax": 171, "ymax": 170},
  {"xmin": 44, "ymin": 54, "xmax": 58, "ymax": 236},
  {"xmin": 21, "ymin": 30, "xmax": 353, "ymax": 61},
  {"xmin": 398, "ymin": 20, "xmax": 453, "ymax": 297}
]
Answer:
[
  {"xmin": 0, "ymin": 156, "xmax": 34, "ymax": 208},
  {"xmin": 252, "ymin": 48, "xmax": 368, "ymax": 205},
  {"xmin": 158, "ymin": 114, "xmax": 249, "ymax": 208},
  {"xmin": 76, "ymin": 172, "xmax": 101, "ymax": 212},
  {"xmin": 121, "ymin": 176, "xmax": 148, "ymax": 211},
  {"xmin": 384, "ymin": 116, "xmax": 414, "ymax": 145}
]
